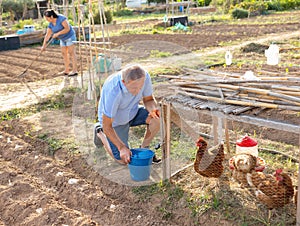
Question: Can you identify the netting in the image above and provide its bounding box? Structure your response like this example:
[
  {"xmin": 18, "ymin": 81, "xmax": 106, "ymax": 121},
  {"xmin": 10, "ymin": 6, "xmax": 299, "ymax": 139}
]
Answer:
[{"xmin": 72, "ymin": 39, "xmax": 203, "ymax": 186}]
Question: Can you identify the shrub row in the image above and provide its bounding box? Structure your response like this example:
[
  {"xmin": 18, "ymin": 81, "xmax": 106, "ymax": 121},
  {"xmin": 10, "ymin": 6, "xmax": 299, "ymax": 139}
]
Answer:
[{"xmin": 232, "ymin": 0, "xmax": 300, "ymax": 19}]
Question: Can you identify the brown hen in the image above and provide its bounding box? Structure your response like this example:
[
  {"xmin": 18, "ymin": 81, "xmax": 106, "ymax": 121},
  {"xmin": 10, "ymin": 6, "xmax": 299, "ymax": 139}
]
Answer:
[
  {"xmin": 231, "ymin": 154, "xmax": 257, "ymax": 186},
  {"xmin": 246, "ymin": 169, "xmax": 294, "ymax": 209},
  {"xmin": 194, "ymin": 137, "xmax": 224, "ymax": 178}
]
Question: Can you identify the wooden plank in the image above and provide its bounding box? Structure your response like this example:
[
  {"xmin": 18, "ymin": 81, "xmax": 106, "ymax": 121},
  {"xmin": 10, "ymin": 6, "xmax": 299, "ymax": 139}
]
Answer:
[{"xmin": 19, "ymin": 30, "xmax": 45, "ymax": 46}]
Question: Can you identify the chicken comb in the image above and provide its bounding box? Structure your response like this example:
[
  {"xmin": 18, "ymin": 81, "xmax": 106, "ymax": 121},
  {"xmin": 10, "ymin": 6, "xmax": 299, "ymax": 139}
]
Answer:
[
  {"xmin": 195, "ymin": 137, "xmax": 205, "ymax": 147},
  {"xmin": 275, "ymin": 168, "xmax": 283, "ymax": 174}
]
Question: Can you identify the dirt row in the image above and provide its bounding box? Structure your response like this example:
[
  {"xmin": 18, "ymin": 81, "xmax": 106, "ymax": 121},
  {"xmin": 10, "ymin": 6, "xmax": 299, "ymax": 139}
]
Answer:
[
  {"xmin": 1, "ymin": 119, "xmax": 194, "ymax": 225},
  {"xmin": 0, "ymin": 11, "xmax": 300, "ymax": 226}
]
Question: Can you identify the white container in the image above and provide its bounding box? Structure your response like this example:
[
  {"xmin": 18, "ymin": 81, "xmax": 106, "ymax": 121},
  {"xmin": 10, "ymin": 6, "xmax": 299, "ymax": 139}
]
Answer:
[
  {"xmin": 24, "ymin": 25, "xmax": 35, "ymax": 33},
  {"xmin": 225, "ymin": 51, "xmax": 232, "ymax": 65},
  {"xmin": 236, "ymin": 135, "xmax": 258, "ymax": 157},
  {"xmin": 265, "ymin": 44, "xmax": 280, "ymax": 65},
  {"xmin": 111, "ymin": 57, "xmax": 122, "ymax": 71},
  {"xmin": 243, "ymin": 70, "xmax": 259, "ymax": 80},
  {"xmin": 126, "ymin": 0, "xmax": 141, "ymax": 8}
]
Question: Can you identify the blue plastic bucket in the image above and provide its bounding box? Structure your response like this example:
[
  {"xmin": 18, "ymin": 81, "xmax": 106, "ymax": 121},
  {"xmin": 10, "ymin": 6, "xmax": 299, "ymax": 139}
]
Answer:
[{"xmin": 128, "ymin": 148, "xmax": 154, "ymax": 181}]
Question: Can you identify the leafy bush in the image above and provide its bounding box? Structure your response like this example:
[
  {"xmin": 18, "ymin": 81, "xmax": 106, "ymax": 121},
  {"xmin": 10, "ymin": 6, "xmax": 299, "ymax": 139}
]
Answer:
[
  {"xmin": 104, "ymin": 10, "xmax": 113, "ymax": 24},
  {"xmin": 112, "ymin": 9, "xmax": 133, "ymax": 17},
  {"xmin": 196, "ymin": 0, "xmax": 212, "ymax": 7},
  {"xmin": 0, "ymin": 28, "xmax": 4, "ymax": 36},
  {"xmin": 278, "ymin": 0, "xmax": 300, "ymax": 10},
  {"xmin": 231, "ymin": 8, "xmax": 249, "ymax": 19},
  {"xmin": 93, "ymin": 10, "xmax": 113, "ymax": 24},
  {"xmin": 12, "ymin": 18, "xmax": 34, "ymax": 30},
  {"xmin": 265, "ymin": 0, "xmax": 300, "ymax": 11},
  {"xmin": 236, "ymin": 1, "xmax": 268, "ymax": 15},
  {"xmin": 267, "ymin": 0, "xmax": 284, "ymax": 11},
  {"xmin": 37, "ymin": 20, "xmax": 49, "ymax": 30}
]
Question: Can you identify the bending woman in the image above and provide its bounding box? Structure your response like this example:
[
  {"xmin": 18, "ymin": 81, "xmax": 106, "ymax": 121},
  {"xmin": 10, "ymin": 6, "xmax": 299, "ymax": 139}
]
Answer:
[{"xmin": 42, "ymin": 9, "xmax": 78, "ymax": 76}]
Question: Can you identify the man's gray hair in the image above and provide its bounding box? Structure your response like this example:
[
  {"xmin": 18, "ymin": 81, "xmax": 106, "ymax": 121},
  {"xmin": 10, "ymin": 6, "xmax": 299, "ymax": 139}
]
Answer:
[{"xmin": 122, "ymin": 65, "xmax": 146, "ymax": 83}]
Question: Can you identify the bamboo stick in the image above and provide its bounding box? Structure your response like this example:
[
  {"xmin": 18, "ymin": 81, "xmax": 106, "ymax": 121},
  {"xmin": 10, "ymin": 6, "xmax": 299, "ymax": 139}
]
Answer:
[
  {"xmin": 275, "ymin": 90, "xmax": 300, "ymax": 97},
  {"xmin": 166, "ymin": 76, "xmax": 300, "ymax": 85},
  {"xmin": 171, "ymin": 86, "xmax": 295, "ymax": 106},
  {"xmin": 182, "ymin": 67, "xmax": 299, "ymax": 82},
  {"xmin": 165, "ymin": 69, "xmax": 300, "ymax": 111},
  {"xmin": 177, "ymin": 83, "xmax": 300, "ymax": 98},
  {"xmin": 179, "ymin": 86, "xmax": 298, "ymax": 107},
  {"xmin": 182, "ymin": 67, "xmax": 241, "ymax": 78},
  {"xmin": 249, "ymin": 84, "xmax": 300, "ymax": 92},
  {"xmin": 211, "ymin": 84, "xmax": 300, "ymax": 105},
  {"xmin": 176, "ymin": 90, "xmax": 300, "ymax": 111}
]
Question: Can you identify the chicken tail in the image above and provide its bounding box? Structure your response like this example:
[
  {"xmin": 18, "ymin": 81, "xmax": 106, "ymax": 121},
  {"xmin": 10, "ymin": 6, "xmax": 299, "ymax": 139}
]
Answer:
[{"xmin": 255, "ymin": 190, "xmax": 274, "ymax": 209}]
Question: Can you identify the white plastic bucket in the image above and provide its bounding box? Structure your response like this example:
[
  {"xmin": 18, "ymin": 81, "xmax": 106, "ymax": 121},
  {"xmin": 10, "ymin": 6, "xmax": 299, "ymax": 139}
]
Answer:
[
  {"xmin": 265, "ymin": 44, "xmax": 280, "ymax": 65},
  {"xmin": 225, "ymin": 51, "xmax": 232, "ymax": 65}
]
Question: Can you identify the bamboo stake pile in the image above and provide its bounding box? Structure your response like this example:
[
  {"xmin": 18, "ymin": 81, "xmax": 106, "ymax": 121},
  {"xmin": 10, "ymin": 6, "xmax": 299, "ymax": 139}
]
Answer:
[{"xmin": 160, "ymin": 69, "xmax": 300, "ymax": 112}]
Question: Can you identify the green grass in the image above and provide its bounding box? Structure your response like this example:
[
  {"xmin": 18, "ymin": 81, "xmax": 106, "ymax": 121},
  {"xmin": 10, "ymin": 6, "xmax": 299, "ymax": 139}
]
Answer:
[
  {"xmin": 149, "ymin": 50, "xmax": 172, "ymax": 58},
  {"xmin": 38, "ymin": 133, "xmax": 79, "ymax": 156}
]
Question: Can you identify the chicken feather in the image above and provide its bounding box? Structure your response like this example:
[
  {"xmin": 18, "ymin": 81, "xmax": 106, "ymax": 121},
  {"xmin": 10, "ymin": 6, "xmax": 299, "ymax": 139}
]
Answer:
[
  {"xmin": 246, "ymin": 169, "xmax": 294, "ymax": 209},
  {"xmin": 194, "ymin": 137, "xmax": 225, "ymax": 178}
]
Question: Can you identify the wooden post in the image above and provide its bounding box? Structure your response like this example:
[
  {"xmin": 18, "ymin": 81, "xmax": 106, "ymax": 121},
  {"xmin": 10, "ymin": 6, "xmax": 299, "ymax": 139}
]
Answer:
[
  {"xmin": 72, "ymin": 0, "xmax": 77, "ymax": 25},
  {"xmin": 161, "ymin": 101, "xmax": 171, "ymax": 180},
  {"xmin": 36, "ymin": 1, "xmax": 42, "ymax": 19},
  {"xmin": 0, "ymin": 0, "xmax": 3, "ymax": 29},
  {"xmin": 224, "ymin": 119, "xmax": 231, "ymax": 153},
  {"xmin": 63, "ymin": 0, "xmax": 68, "ymax": 16},
  {"xmin": 212, "ymin": 115, "xmax": 223, "ymax": 145},
  {"xmin": 297, "ymin": 134, "xmax": 300, "ymax": 225}
]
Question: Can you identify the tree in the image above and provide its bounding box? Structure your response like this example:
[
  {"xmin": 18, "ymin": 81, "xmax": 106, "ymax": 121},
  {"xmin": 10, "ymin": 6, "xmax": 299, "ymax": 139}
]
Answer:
[{"xmin": 2, "ymin": 0, "xmax": 35, "ymax": 22}]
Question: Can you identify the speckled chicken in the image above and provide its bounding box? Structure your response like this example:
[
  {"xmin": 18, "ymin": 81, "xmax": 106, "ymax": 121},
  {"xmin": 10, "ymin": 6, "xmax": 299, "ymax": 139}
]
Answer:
[
  {"xmin": 231, "ymin": 154, "xmax": 257, "ymax": 185},
  {"xmin": 246, "ymin": 169, "xmax": 294, "ymax": 209},
  {"xmin": 193, "ymin": 137, "xmax": 224, "ymax": 178}
]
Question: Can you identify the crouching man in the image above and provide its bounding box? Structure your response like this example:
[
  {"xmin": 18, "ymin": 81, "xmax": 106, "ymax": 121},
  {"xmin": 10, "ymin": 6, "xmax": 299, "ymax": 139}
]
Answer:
[{"xmin": 96, "ymin": 65, "xmax": 161, "ymax": 165}]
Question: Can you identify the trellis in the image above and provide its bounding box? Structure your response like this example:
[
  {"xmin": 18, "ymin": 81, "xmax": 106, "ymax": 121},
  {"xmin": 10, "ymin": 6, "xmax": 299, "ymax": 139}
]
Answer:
[{"xmin": 47, "ymin": 0, "xmax": 113, "ymax": 107}]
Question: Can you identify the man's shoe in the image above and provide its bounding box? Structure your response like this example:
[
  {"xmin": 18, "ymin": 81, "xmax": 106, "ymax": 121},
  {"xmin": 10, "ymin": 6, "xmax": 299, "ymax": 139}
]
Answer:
[
  {"xmin": 152, "ymin": 154, "xmax": 162, "ymax": 164},
  {"xmin": 94, "ymin": 123, "xmax": 103, "ymax": 148}
]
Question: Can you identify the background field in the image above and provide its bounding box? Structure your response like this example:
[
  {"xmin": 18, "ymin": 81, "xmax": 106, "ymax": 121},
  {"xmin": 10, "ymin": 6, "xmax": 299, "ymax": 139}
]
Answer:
[{"xmin": 0, "ymin": 10, "xmax": 299, "ymax": 226}]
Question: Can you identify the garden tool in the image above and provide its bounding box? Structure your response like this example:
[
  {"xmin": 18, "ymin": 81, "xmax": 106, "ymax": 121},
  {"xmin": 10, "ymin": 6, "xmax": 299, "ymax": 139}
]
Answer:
[{"xmin": 17, "ymin": 37, "xmax": 54, "ymax": 78}]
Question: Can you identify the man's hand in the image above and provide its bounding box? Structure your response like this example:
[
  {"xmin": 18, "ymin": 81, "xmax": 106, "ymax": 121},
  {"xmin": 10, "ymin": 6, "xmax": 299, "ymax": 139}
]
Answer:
[
  {"xmin": 119, "ymin": 147, "xmax": 132, "ymax": 164},
  {"xmin": 149, "ymin": 109, "xmax": 160, "ymax": 119}
]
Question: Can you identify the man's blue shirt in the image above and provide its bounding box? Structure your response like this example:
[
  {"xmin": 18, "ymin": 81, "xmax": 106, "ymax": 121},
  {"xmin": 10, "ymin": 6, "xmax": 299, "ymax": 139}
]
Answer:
[{"xmin": 98, "ymin": 71, "xmax": 153, "ymax": 127}]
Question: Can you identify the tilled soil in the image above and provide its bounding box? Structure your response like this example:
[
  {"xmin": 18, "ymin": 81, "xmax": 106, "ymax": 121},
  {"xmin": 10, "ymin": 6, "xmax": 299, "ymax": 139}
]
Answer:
[{"xmin": 0, "ymin": 11, "xmax": 300, "ymax": 226}]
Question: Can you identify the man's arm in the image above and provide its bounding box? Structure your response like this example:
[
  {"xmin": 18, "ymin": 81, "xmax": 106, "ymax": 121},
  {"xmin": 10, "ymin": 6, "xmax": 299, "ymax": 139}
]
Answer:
[
  {"xmin": 143, "ymin": 95, "xmax": 160, "ymax": 119},
  {"xmin": 102, "ymin": 114, "xmax": 132, "ymax": 164}
]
